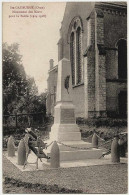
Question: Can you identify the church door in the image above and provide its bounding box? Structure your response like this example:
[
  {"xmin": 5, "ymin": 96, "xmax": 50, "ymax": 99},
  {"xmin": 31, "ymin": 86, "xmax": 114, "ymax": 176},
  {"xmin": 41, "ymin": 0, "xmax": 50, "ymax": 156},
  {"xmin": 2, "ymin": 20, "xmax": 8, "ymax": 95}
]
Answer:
[{"xmin": 118, "ymin": 91, "xmax": 127, "ymax": 118}]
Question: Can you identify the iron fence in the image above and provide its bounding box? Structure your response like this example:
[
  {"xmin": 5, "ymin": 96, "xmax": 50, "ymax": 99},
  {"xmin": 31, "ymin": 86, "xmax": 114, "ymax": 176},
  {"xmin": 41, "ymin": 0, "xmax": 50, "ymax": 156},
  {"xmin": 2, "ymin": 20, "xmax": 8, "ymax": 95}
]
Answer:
[{"xmin": 3, "ymin": 112, "xmax": 45, "ymax": 128}]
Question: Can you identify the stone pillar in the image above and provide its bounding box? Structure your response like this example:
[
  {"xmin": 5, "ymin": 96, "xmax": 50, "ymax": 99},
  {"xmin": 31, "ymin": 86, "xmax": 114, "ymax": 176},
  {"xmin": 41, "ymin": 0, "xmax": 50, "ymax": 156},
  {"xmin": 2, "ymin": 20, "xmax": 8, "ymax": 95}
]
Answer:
[
  {"xmin": 111, "ymin": 137, "xmax": 120, "ymax": 163},
  {"xmin": 84, "ymin": 12, "xmax": 96, "ymax": 118},
  {"xmin": 95, "ymin": 8, "xmax": 106, "ymax": 117},
  {"xmin": 58, "ymin": 38, "xmax": 63, "ymax": 62},
  {"xmin": 49, "ymin": 58, "xmax": 81, "ymax": 141},
  {"xmin": 92, "ymin": 133, "xmax": 98, "ymax": 148},
  {"xmin": 50, "ymin": 141, "xmax": 60, "ymax": 168},
  {"xmin": 49, "ymin": 59, "xmax": 54, "ymax": 70},
  {"xmin": 7, "ymin": 136, "xmax": 15, "ymax": 157},
  {"xmin": 18, "ymin": 139, "xmax": 26, "ymax": 165}
]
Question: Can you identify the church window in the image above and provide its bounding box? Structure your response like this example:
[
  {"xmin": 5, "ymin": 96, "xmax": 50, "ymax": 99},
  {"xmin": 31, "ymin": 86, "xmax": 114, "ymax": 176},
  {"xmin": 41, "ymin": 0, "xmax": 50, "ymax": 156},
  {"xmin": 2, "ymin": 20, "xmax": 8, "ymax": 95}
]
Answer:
[
  {"xmin": 70, "ymin": 32, "xmax": 75, "ymax": 85},
  {"xmin": 76, "ymin": 27, "xmax": 82, "ymax": 84},
  {"xmin": 69, "ymin": 17, "xmax": 83, "ymax": 86}
]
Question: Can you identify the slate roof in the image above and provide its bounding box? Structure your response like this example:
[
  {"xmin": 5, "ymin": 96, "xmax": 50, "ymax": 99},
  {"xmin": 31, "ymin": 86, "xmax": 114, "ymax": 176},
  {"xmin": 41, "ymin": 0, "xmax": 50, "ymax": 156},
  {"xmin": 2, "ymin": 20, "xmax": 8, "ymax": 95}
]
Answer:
[{"xmin": 99, "ymin": 2, "xmax": 127, "ymax": 7}]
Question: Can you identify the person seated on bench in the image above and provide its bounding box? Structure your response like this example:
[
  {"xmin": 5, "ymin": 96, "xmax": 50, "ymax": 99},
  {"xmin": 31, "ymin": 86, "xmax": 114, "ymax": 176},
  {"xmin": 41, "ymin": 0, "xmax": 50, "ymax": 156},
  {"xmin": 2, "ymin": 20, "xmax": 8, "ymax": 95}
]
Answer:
[{"xmin": 25, "ymin": 128, "xmax": 50, "ymax": 159}]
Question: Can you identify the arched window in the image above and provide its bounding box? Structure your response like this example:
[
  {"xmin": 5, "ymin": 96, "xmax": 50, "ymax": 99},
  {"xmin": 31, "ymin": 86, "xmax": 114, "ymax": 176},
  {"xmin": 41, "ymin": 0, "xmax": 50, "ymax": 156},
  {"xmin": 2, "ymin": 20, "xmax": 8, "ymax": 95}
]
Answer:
[
  {"xmin": 76, "ymin": 27, "xmax": 82, "ymax": 83},
  {"xmin": 70, "ymin": 32, "xmax": 75, "ymax": 85},
  {"xmin": 69, "ymin": 17, "xmax": 83, "ymax": 86},
  {"xmin": 117, "ymin": 39, "xmax": 127, "ymax": 79}
]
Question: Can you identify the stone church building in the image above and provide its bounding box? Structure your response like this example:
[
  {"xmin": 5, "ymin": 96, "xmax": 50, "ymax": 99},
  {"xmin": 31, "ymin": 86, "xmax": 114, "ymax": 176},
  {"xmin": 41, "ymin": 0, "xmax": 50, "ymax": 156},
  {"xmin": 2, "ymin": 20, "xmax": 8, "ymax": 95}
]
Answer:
[{"xmin": 46, "ymin": 2, "xmax": 127, "ymax": 119}]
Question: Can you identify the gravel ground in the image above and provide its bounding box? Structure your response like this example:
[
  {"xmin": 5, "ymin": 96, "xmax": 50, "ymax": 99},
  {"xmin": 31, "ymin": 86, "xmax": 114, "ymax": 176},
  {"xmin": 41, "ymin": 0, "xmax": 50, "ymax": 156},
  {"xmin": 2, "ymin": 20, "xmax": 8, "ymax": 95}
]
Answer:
[{"xmin": 3, "ymin": 155, "xmax": 127, "ymax": 194}]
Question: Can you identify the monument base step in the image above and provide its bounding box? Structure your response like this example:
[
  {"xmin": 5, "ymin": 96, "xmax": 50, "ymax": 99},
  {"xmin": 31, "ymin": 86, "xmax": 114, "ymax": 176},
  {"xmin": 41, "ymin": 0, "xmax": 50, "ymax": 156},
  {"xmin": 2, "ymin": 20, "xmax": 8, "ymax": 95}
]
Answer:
[
  {"xmin": 46, "ymin": 140, "xmax": 92, "ymax": 151},
  {"xmin": 59, "ymin": 148, "xmax": 102, "ymax": 161},
  {"xmin": 42, "ymin": 156, "xmax": 128, "ymax": 169},
  {"xmin": 58, "ymin": 140, "xmax": 92, "ymax": 151},
  {"xmin": 45, "ymin": 140, "xmax": 103, "ymax": 161}
]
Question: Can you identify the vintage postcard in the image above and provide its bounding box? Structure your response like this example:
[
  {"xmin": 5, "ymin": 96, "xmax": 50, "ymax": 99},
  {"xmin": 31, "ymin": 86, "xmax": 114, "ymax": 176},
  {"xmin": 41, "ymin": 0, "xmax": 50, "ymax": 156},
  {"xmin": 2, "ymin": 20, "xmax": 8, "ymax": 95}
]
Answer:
[{"xmin": 2, "ymin": 1, "xmax": 127, "ymax": 194}]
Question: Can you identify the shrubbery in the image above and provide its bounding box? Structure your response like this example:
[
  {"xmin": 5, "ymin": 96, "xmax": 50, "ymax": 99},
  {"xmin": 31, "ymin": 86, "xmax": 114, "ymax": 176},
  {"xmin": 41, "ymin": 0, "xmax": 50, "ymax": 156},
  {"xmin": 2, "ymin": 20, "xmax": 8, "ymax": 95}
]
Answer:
[{"xmin": 76, "ymin": 117, "xmax": 127, "ymax": 127}]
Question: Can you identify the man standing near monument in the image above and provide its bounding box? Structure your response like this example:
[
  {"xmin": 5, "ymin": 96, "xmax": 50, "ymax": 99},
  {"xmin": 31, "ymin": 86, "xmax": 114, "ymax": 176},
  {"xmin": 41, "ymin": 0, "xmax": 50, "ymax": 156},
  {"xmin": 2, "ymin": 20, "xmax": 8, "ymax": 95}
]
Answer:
[{"xmin": 25, "ymin": 128, "xmax": 50, "ymax": 159}]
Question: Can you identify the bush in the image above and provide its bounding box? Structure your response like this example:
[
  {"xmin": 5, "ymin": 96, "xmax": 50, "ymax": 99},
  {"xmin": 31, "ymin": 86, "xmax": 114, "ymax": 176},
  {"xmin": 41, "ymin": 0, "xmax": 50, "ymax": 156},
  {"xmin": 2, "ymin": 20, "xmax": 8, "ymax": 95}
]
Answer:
[{"xmin": 76, "ymin": 117, "xmax": 127, "ymax": 127}]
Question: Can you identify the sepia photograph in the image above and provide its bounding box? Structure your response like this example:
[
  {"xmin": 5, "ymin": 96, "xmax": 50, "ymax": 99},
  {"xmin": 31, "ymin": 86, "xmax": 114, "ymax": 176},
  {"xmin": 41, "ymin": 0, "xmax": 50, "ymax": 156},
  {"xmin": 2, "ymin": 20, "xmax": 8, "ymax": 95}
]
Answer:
[{"xmin": 2, "ymin": 1, "xmax": 127, "ymax": 194}]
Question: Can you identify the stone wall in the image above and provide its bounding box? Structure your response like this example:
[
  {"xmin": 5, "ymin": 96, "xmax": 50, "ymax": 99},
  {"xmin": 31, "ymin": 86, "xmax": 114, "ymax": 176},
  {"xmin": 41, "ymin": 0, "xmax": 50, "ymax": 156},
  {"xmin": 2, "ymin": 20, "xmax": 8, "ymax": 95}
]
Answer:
[
  {"xmin": 95, "ymin": 8, "xmax": 106, "ymax": 117},
  {"xmin": 84, "ymin": 11, "xmax": 96, "ymax": 118},
  {"xmin": 72, "ymin": 84, "xmax": 85, "ymax": 117},
  {"xmin": 103, "ymin": 6, "xmax": 127, "ymax": 115}
]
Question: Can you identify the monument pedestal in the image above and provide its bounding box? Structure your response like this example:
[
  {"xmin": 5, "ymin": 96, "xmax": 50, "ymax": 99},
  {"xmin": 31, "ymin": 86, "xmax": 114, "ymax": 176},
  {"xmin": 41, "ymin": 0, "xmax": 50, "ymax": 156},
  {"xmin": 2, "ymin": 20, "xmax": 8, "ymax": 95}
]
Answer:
[
  {"xmin": 44, "ymin": 58, "xmax": 102, "ymax": 164},
  {"xmin": 49, "ymin": 102, "xmax": 81, "ymax": 142}
]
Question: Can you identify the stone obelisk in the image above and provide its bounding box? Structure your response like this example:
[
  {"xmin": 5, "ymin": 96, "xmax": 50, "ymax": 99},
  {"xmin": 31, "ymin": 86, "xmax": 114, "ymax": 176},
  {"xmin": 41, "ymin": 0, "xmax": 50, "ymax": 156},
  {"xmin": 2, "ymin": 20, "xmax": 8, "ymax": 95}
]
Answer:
[{"xmin": 49, "ymin": 58, "xmax": 81, "ymax": 142}]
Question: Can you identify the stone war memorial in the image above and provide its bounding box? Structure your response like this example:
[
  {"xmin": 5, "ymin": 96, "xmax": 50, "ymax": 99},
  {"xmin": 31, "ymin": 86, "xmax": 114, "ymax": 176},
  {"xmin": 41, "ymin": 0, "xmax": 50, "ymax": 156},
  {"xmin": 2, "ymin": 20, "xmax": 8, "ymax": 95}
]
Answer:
[
  {"xmin": 4, "ymin": 57, "xmax": 127, "ymax": 173},
  {"xmin": 45, "ymin": 58, "xmax": 103, "ymax": 163}
]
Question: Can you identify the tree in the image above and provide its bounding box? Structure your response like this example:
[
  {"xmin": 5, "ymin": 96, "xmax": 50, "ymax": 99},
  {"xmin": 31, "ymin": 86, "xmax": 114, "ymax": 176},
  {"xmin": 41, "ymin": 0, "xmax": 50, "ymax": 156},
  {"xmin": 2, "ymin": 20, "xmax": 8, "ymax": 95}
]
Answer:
[
  {"xmin": 3, "ymin": 43, "xmax": 46, "ymax": 120},
  {"xmin": 3, "ymin": 43, "xmax": 27, "ymax": 114}
]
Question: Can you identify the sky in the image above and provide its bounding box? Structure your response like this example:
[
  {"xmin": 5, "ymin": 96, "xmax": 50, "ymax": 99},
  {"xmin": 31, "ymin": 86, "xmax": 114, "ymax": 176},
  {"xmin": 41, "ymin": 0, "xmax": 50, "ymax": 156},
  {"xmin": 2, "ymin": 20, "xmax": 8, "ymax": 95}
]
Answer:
[{"xmin": 2, "ymin": 2, "xmax": 66, "ymax": 94}]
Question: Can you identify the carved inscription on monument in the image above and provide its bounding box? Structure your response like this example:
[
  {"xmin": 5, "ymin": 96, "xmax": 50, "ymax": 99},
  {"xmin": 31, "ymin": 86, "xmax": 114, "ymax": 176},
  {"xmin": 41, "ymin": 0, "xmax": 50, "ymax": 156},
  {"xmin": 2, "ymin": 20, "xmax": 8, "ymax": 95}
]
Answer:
[{"xmin": 61, "ymin": 109, "xmax": 75, "ymax": 124}]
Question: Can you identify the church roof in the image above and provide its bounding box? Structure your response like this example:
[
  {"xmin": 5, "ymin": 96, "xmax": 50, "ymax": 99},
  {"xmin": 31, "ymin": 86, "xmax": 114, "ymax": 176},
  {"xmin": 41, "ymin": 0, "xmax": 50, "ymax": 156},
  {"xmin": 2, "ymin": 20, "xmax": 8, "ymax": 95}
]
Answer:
[
  {"xmin": 96, "ymin": 2, "xmax": 127, "ymax": 8},
  {"xmin": 108, "ymin": 2, "xmax": 127, "ymax": 6}
]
